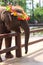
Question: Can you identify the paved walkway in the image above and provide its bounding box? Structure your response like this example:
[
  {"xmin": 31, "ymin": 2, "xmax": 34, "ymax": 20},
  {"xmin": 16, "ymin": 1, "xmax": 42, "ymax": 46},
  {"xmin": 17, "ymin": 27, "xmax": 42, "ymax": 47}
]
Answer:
[{"xmin": 0, "ymin": 36, "xmax": 43, "ymax": 65}]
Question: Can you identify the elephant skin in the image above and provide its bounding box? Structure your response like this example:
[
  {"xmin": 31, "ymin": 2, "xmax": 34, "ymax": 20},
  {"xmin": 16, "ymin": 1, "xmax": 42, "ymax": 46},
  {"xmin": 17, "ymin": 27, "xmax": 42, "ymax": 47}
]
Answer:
[
  {"xmin": 0, "ymin": 6, "xmax": 30, "ymax": 61},
  {"xmin": 0, "ymin": 8, "xmax": 13, "ymax": 62}
]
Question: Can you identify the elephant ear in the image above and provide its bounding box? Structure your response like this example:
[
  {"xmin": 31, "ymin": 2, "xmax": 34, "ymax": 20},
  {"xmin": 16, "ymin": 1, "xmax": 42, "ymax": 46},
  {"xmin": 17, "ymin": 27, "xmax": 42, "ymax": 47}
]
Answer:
[
  {"xmin": 1, "ymin": 10, "xmax": 12, "ymax": 22},
  {"xmin": 1, "ymin": 10, "xmax": 12, "ymax": 30}
]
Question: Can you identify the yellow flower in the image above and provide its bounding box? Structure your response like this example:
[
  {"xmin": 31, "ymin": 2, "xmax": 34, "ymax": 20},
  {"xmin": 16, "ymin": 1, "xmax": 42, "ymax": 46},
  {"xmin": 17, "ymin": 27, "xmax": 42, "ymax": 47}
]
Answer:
[
  {"xmin": 6, "ymin": 6, "xmax": 10, "ymax": 11},
  {"xmin": 13, "ymin": 12, "xmax": 17, "ymax": 16}
]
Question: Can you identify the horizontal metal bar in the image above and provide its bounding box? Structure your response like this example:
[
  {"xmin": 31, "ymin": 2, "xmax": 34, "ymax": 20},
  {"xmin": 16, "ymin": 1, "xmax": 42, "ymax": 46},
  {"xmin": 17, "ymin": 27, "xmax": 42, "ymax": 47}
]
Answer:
[
  {"xmin": 0, "ymin": 28, "xmax": 43, "ymax": 38},
  {"xmin": 0, "ymin": 38, "xmax": 43, "ymax": 54},
  {"xmin": 30, "ymin": 28, "xmax": 43, "ymax": 33},
  {"xmin": 22, "ymin": 28, "xmax": 43, "ymax": 35},
  {"xmin": 0, "ymin": 33, "xmax": 17, "ymax": 38},
  {"xmin": 0, "ymin": 46, "xmax": 18, "ymax": 54},
  {"xmin": 29, "ymin": 24, "xmax": 43, "ymax": 27},
  {"xmin": 21, "ymin": 38, "xmax": 43, "ymax": 47}
]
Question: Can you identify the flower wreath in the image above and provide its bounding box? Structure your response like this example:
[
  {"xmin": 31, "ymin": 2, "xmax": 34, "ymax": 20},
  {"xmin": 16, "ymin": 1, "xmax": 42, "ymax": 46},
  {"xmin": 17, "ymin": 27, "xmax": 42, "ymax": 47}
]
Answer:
[{"xmin": 6, "ymin": 5, "xmax": 30, "ymax": 21}]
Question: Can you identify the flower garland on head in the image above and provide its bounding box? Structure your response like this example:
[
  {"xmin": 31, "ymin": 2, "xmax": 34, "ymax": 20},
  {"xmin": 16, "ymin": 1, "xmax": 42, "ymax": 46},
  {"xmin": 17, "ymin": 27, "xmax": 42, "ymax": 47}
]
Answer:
[
  {"xmin": 18, "ymin": 13, "xmax": 30, "ymax": 21},
  {"xmin": 6, "ymin": 5, "xmax": 30, "ymax": 21},
  {"xmin": 6, "ymin": 5, "xmax": 17, "ymax": 16}
]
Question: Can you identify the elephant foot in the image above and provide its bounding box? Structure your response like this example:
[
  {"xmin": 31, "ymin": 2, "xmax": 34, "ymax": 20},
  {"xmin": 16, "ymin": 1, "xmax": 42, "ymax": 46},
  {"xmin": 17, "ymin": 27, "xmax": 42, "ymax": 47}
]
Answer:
[
  {"xmin": 0, "ymin": 57, "xmax": 2, "ymax": 62},
  {"xmin": 5, "ymin": 52, "xmax": 13, "ymax": 59}
]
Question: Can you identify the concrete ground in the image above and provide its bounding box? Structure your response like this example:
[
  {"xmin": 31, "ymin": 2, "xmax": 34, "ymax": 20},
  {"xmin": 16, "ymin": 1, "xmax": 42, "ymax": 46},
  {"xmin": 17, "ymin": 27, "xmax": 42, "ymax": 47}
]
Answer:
[{"xmin": 0, "ymin": 35, "xmax": 43, "ymax": 65}]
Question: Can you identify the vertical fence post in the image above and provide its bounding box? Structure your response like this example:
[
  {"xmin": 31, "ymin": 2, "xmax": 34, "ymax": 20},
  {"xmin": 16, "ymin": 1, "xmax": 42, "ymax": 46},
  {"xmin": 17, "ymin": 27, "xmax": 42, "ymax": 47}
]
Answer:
[{"xmin": 15, "ymin": 33, "xmax": 22, "ymax": 57}]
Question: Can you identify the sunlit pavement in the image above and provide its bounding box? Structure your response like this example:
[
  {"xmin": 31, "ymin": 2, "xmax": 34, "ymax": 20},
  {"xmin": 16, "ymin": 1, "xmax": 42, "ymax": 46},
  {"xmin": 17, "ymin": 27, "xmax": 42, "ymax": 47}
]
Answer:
[{"xmin": 0, "ymin": 35, "xmax": 43, "ymax": 65}]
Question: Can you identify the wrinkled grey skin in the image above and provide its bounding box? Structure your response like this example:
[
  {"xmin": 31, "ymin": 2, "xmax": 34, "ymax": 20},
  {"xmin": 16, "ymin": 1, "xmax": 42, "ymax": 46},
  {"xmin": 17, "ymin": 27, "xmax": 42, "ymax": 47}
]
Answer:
[{"xmin": 0, "ymin": 9, "xmax": 30, "ymax": 61}]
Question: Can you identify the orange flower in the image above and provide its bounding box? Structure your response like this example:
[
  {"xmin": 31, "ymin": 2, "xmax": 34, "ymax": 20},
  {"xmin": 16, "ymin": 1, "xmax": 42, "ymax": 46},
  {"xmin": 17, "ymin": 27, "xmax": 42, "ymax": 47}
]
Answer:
[{"xmin": 6, "ymin": 5, "xmax": 30, "ymax": 21}]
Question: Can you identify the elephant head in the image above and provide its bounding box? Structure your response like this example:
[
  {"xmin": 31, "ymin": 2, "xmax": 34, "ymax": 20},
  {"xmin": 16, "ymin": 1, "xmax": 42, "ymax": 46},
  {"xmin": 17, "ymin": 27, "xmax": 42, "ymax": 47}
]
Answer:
[{"xmin": 1, "ymin": 7, "xmax": 30, "ymax": 54}]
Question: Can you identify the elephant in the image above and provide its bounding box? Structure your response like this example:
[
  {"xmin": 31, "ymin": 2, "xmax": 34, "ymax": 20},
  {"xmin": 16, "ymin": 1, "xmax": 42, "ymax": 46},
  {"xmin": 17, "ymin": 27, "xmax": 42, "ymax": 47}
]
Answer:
[
  {"xmin": 0, "ymin": 8, "xmax": 13, "ymax": 62},
  {"xmin": 0, "ymin": 6, "xmax": 30, "ymax": 62}
]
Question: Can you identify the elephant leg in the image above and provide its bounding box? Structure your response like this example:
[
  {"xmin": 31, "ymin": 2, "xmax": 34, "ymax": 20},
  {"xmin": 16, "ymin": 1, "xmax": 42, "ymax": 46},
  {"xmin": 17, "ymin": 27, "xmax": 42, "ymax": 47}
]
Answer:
[
  {"xmin": 20, "ymin": 21, "xmax": 30, "ymax": 53},
  {"xmin": 5, "ymin": 27, "xmax": 21, "ymax": 58},
  {"xmin": 5, "ymin": 37, "xmax": 13, "ymax": 58},
  {"xmin": 0, "ymin": 38, "xmax": 3, "ymax": 62},
  {"xmin": 2, "ymin": 23, "xmax": 13, "ymax": 58}
]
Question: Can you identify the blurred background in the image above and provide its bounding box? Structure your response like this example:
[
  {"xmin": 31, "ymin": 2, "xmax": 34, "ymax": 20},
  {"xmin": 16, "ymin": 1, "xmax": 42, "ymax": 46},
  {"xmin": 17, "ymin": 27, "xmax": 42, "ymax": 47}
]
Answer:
[{"xmin": 0, "ymin": 0, "xmax": 43, "ymax": 24}]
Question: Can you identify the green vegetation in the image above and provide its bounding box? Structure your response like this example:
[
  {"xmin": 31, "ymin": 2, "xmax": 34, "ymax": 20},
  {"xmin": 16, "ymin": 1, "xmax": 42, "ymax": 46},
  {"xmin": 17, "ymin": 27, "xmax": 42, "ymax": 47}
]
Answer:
[
  {"xmin": 0, "ymin": 0, "xmax": 26, "ymax": 11},
  {"xmin": 34, "ymin": 7, "xmax": 43, "ymax": 23},
  {"xmin": 18, "ymin": 0, "xmax": 26, "ymax": 12},
  {"xmin": 0, "ymin": 2, "xmax": 5, "ymax": 6}
]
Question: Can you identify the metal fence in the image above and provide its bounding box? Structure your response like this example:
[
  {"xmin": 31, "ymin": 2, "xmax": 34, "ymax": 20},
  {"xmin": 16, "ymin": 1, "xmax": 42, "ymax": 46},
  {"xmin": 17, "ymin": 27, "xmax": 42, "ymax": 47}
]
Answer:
[{"xmin": 0, "ymin": 26, "xmax": 43, "ymax": 57}]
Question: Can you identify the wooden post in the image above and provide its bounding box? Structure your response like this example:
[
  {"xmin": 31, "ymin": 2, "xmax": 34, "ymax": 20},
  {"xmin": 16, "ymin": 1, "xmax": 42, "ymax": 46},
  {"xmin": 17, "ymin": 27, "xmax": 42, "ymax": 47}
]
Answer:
[{"xmin": 15, "ymin": 33, "xmax": 22, "ymax": 57}]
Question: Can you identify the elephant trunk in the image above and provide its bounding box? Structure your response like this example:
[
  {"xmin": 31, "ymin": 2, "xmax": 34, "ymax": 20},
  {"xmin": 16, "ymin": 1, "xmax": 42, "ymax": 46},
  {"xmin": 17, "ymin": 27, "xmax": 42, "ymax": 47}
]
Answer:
[
  {"xmin": 25, "ymin": 27, "xmax": 30, "ymax": 53},
  {"xmin": 20, "ymin": 20, "xmax": 30, "ymax": 54}
]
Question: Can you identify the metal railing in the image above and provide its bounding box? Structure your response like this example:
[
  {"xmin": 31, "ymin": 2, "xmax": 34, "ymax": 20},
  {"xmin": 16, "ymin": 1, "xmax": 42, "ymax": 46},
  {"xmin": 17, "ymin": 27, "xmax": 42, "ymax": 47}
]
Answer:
[{"xmin": 0, "ymin": 26, "xmax": 43, "ymax": 57}]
